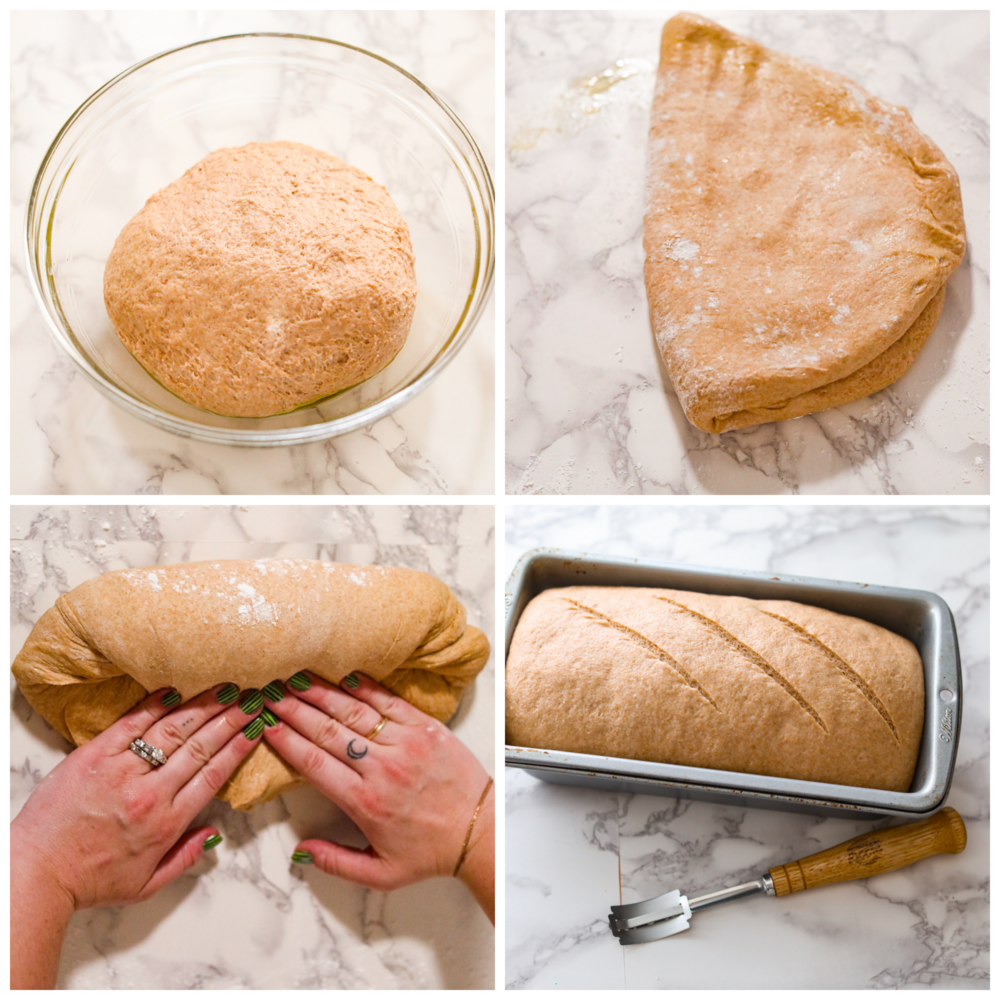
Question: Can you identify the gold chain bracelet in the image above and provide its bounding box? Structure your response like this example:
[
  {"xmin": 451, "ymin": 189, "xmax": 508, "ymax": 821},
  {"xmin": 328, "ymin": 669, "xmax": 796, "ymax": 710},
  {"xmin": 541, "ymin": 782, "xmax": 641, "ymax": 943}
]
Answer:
[{"xmin": 453, "ymin": 776, "xmax": 494, "ymax": 877}]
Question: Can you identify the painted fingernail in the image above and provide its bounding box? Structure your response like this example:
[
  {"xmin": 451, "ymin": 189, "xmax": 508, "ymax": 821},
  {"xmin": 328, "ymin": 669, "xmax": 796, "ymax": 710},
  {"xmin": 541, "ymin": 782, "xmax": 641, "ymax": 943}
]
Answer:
[
  {"xmin": 291, "ymin": 850, "xmax": 314, "ymax": 864},
  {"xmin": 239, "ymin": 689, "xmax": 264, "ymax": 714},
  {"xmin": 261, "ymin": 708, "xmax": 279, "ymax": 728},
  {"xmin": 262, "ymin": 680, "xmax": 285, "ymax": 702},
  {"xmin": 162, "ymin": 690, "xmax": 181, "ymax": 708},
  {"xmin": 203, "ymin": 834, "xmax": 223, "ymax": 851},
  {"xmin": 342, "ymin": 673, "xmax": 360, "ymax": 690},
  {"xmin": 216, "ymin": 683, "xmax": 239, "ymax": 705},
  {"xmin": 243, "ymin": 716, "xmax": 265, "ymax": 740},
  {"xmin": 288, "ymin": 672, "xmax": 311, "ymax": 691}
]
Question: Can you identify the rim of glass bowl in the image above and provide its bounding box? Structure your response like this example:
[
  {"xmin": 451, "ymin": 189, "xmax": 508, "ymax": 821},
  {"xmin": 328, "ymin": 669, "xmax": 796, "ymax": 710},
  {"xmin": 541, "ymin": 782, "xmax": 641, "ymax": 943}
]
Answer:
[{"xmin": 25, "ymin": 32, "xmax": 495, "ymax": 448}]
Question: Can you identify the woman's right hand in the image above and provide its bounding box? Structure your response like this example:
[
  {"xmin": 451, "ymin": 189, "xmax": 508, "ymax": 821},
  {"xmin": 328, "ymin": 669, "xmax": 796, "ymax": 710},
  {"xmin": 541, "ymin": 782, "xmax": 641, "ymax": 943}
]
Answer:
[{"xmin": 261, "ymin": 671, "xmax": 494, "ymax": 920}]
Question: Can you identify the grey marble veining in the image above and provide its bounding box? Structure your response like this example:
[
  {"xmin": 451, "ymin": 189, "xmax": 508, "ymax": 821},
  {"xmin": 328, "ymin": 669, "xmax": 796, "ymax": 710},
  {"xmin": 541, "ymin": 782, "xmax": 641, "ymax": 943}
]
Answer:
[
  {"xmin": 12, "ymin": 11, "xmax": 494, "ymax": 496},
  {"xmin": 504, "ymin": 504, "xmax": 988, "ymax": 989},
  {"xmin": 505, "ymin": 11, "xmax": 988, "ymax": 495},
  {"xmin": 11, "ymin": 505, "xmax": 494, "ymax": 989}
]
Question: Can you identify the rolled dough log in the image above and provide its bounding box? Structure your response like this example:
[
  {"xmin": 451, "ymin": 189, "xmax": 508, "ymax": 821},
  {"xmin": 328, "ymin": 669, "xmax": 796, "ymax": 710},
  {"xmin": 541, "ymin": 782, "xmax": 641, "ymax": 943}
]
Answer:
[{"xmin": 13, "ymin": 559, "xmax": 489, "ymax": 810}]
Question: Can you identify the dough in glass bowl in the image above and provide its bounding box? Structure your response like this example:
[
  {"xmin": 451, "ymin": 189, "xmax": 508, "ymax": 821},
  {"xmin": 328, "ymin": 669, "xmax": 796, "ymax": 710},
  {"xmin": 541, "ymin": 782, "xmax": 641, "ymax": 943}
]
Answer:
[{"xmin": 104, "ymin": 141, "xmax": 417, "ymax": 417}]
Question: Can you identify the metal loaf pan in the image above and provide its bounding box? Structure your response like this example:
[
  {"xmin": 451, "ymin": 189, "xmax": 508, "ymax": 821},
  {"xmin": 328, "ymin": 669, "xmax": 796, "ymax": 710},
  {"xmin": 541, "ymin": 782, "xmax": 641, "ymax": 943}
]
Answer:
[{"xmin": 504, "ymin": 548, "xmax": 962, "ymax": 819}]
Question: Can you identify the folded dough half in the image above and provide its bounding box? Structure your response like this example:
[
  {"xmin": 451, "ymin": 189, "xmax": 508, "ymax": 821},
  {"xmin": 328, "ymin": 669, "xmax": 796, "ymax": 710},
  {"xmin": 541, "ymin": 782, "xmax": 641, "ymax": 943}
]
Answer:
[
  {"xmin": 645, "ymin": 14, "xmax": 966, "ymax": 433},
  {"xmin": 12, "ymin": 559, "xmax": 490, "ymax": 810}
]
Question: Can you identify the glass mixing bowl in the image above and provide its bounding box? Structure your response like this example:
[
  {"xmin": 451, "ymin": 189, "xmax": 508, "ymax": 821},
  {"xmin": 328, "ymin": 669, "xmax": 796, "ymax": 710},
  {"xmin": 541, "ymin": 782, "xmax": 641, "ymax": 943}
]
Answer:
[{"xmin": 26, "ymin": 33, "xmax": 494, "ymax": 446}]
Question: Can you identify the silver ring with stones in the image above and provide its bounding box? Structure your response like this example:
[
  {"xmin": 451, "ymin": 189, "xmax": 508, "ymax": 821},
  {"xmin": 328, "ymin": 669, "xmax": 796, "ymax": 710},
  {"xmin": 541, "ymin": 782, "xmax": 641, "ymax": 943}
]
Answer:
[{"xmin": 129, "ymin": 738, "xmax": 168, "ymax": 767}]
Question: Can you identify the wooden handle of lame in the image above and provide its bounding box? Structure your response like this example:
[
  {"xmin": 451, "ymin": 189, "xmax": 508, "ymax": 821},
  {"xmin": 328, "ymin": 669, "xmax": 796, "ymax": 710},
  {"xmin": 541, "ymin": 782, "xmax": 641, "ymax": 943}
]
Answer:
[{"xmin": 769, "ymin": 807, "xmax": 967, "ymax": 896}]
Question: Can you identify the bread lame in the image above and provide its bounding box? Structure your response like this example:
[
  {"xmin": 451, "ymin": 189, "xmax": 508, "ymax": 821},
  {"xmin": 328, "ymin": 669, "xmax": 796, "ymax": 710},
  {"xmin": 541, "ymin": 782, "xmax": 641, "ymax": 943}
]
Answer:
[{"xmin": 609, "ymin": 808, "xmax": 966, "ymax": 945}]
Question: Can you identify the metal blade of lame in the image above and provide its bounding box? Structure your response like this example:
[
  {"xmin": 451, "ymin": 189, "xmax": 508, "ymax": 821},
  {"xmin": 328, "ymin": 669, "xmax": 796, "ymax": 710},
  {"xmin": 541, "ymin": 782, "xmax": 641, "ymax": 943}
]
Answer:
[
  {"xmin": 609, "ymin": 876, "xmax": 771, "ymax": 946},
  {"xmin": 608, "ymin": 889, "xmax": 693, "ymax": 944}
]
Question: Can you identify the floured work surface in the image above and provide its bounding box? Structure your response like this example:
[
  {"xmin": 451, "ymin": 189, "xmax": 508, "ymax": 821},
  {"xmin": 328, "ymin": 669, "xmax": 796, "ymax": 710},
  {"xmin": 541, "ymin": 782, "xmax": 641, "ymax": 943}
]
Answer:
[
  {"xmin": 644, "ymin": 13, "xmax": 966, "ymax": 433},
  {"xmin": 506, "ymin": 586, "xmax": 924, "ymax": 792}
]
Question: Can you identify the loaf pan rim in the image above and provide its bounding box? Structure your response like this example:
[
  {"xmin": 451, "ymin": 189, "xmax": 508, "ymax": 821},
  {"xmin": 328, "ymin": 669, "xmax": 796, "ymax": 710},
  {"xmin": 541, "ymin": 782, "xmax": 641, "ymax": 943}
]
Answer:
[{"xmin": 504, "ymin": 546, "xmax": 961, "ymax": 817}]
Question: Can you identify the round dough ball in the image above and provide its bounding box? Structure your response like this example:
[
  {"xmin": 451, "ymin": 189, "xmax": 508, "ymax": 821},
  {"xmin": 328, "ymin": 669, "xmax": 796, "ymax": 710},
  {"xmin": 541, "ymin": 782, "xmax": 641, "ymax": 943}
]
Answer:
[{"xmin": 103, "ymin": 141, "xmax": 417, "ymax": 418}]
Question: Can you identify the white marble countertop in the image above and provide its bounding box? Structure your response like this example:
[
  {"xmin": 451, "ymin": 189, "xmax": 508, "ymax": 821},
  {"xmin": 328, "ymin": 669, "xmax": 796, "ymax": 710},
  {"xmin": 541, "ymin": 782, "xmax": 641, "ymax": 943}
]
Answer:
[
  {"xmin": 505, "ymin": 11, "xmax": 988, "ymax": 495},
  {"xmin": 504, "ymin": 504, "xmax": 988, "ymax": 988},
  {"xmin": 12, "ymin": 11, "xmax": 494, "ymax": 495},
  {"xmin": 11, "ymin": 504, "xmax": 494, "ymax": 989}
]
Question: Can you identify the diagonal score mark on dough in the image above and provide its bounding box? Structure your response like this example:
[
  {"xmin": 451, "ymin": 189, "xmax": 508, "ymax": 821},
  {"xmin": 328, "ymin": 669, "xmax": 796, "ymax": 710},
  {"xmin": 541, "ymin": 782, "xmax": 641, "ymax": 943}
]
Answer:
[
  {"xmin": 653, "ymin": 596, "xmax": 828, "ymax": 733},
  {"xmin": 757, "ymin": 609, "xmax": 899, "ymax": 742},
  {"xmin": 563, "ymin": 598, "xmax": 719, "ymax": 711}
]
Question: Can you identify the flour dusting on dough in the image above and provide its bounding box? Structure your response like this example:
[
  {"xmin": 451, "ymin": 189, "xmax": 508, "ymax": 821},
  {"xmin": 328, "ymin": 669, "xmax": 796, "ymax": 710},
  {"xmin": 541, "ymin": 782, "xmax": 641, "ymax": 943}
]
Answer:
[
  {"xmin": 664, "ymin": 237, "xmax": 700, "ymax": 262},
  {"xmin": 653, "ymin": 323, "xmax": 679, "ymax": 353},
  {"xmin": 231, "ymin": 582, "xmax": 277, "ymax": 626}
]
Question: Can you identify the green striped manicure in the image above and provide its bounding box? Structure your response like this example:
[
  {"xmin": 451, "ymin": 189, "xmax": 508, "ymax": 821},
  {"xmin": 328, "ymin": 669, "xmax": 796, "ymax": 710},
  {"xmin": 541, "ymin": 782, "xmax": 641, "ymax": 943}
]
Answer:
[
  {"xmin": 216, "ymin": 683, "xmax": 239, "ymax": 705},
  {"xmin": 203, "ymin": 834, "xmax": 223, "ymax": 851},
  {"xmin": 291, "ymin": 850, "xmax": 314, "ymax": 865},
  {"xmin": 162, "ymin": 690, "xmax": 181, "ymax": 708},
  {"xmin": 243, "ymin": 716, "xmax": 265, "ymax": 740},
  {"xmin": 288, "ymin": 672, "xmax": 311, "ymax": 692},
  {"xmin": 342, "ymin": 673, "xmax": 360, "ymax": 690},
  {"xmin": 261, "ymin": 708, "xmax": 279, "ymax": 728},
  {"xmin": 239, "ymin": 689, "xmax": 264, "ymax": 714},
  {"xmin": 262, "ymin": 680, "xmax": 285, "ymax": 702}
]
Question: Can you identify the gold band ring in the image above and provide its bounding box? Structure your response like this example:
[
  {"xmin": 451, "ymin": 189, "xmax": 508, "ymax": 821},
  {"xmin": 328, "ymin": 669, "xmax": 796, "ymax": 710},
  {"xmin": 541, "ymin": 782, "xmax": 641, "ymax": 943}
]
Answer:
[{"xmin": 365, "ymin": 716, "xmax": 389, "ymax": 742}]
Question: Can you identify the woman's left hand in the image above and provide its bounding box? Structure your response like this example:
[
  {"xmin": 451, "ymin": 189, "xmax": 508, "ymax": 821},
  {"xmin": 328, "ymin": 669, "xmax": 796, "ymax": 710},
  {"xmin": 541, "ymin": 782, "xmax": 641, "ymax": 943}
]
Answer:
[
  {"xmin": 11, "ymin": 683, "xmax": 267, "ymax": 989},
  {"xmin": 12, "ymin": 684, "xmax": 263, "ymax": 911}
]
